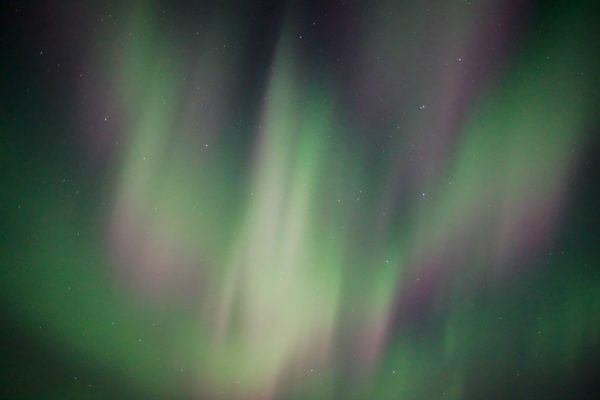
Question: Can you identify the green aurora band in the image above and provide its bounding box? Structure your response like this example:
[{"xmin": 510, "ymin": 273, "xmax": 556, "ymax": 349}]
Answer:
[{"xmin": 1, "ymin": 1, "xmax": 599, "ymax": 399}]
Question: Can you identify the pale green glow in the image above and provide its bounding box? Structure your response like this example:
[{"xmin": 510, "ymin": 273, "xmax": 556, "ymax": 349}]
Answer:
[{"xmin": 1, "ymin": 1, "xmax": 598, "ymax": 399}]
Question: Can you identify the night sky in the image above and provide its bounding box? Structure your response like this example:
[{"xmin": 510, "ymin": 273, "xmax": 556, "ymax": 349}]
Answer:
[{"xmin": 1, "ymin": 1, "xmax": 599, "ymax": 399}]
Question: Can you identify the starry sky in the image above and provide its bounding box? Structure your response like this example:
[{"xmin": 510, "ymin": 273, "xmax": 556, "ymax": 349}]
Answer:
[{"xmin": 1, "ymin": 1, "xmax": 599, "ymax": 399}]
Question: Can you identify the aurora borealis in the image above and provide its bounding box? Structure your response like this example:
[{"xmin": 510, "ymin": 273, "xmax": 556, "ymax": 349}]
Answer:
[{"xmin": 1, "ymin": 0, "xmax": 599, "ymax": 398}]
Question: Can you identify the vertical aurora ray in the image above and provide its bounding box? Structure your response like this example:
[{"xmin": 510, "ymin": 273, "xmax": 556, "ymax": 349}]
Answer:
[{"xmin": 1, "ymin": 1, "xmax": 598, "ymax": 399}]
